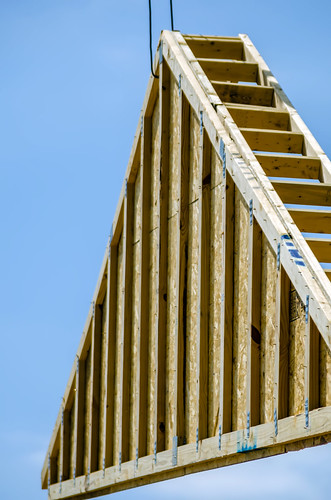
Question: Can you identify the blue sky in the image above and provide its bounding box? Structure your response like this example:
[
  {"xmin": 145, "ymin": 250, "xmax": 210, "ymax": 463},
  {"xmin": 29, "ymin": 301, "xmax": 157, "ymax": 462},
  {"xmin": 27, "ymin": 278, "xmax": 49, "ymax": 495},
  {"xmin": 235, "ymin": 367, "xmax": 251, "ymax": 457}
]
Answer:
[{"xmin": 1, "ymin": 1, "xmax": 331, "ymax": 499}]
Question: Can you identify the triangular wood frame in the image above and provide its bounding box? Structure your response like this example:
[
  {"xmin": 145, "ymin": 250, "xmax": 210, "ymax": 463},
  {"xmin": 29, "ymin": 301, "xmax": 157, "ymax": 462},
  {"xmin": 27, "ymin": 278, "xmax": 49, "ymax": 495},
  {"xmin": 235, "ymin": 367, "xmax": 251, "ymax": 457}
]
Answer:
[{"xmin": 42, "ymin": 31, "xmax": 331, "ymax": 499}]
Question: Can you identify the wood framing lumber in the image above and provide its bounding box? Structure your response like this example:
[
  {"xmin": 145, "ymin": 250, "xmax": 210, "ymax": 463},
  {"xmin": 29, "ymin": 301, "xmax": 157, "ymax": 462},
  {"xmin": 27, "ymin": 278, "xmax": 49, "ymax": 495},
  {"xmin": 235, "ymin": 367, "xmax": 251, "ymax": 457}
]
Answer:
[
  {"xmin": 254, "ymin": 154, "xmax": 321, "ymax": 179},
  {"xmin": 42, "ymin": 31, "xmax": 331, "ymax": 499}
]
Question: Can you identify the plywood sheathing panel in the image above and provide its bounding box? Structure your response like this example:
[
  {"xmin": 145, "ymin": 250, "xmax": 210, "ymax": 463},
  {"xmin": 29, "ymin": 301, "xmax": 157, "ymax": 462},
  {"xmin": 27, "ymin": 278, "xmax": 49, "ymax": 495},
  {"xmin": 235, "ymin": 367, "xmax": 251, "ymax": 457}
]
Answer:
[
  {"xmin": 232, "ymin": 188, "xmax": 249, "ymax": 431},
  {"xmin": 260, "ymin": 235, "xmax": 276, "ymax": 424}
]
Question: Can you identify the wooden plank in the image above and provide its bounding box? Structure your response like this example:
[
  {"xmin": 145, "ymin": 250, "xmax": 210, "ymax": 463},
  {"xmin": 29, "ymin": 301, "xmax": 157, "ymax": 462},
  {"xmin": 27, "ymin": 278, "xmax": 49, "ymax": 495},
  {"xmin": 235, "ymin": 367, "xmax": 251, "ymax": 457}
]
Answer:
[
  {"xmin": 289, "ymin": 285, "xmax": 305, "ymax": 416},
  {"xmin": 61, "ymin": 407, "xmax": 70, "ymax": 481},
  {"xmin": 309, "ymin": 320, "xmax": 320, "ymax": 411},
  {"xmin": 198, "ymin": 59, "xmax": 258, "ymax": 83},
  {"xmin": 104, "ymin": 243, "xmax": 117, "ymax": 468},
  {"xmin": 186, "ymin": 105, "xmax": 199, "ymax": 445},
  {"xmin": 255, "ymin": 154, "xmax": 321, "ymax": 179},
  {"xmin": 197, "ymin": 124, "xmax": 211, "ymax": 443},
  {"xmin": 272, "ymin": 181, "xmax": 331, "ymax": 206},
  {"xmin": 119, "ymin": 182, "xmax": 134, "ymax": 465},
  {"xmin": 88, "ymin": 303, "xmax": 102, "ymax": 473},
  {"xmin": 177, "ymin": 89, "xmax": 189, "ymax": 447},
  {"xmin": 83, "ymin": 326, "xmax": 92, "ymax": 474},
  {"xmin": 232, "ymin": 188, "xmax": 249, "ymax": 431},
  {"xmin": 98, "ymin": 287, "xmax": 108, "ymax": 470},
  {"xmin": 166, "ymin": 71, "xmax": 180, "ymax": 449},
  {"xmin": 212, "ymin": 82, "xmax": 274, "ymax": 106},
  {"xmin": 288, "ymin": 208, "xmax": 331, "ymax": 234},
  {"xmin": 305, "ymin": 237, "xmax": 331, "ymax": 262},
  {"xmin": 147, "ymin": 96, "xmax": 160, "ymax": 455},
  {"xmin": 49, "ymin": 407, "xmax": 331, "ymax": 500},
  {"xmin": 184, "ymin": 36, "xmax": 243, "ymax": 60},
  {"xmin": 241, "ymin": 128, "xmax": 303, "ymax": 154},
  {"xmin": 278, "ymin": 269, "xmax": 290, "ymax": 419},
  {"xmin": 250, "ymin": 219, "xmax": 262, "ymax": 427},
  {"xmin": 220, "ymin": 174, "xmax": 234, "ymax": 435},
  {"xmin": 136, "ymin": 117, "xmax": 151, "ymax": 460},
  {"xmin": 227, "ymin": 105, "xmax": 289, "ymax": 131},
  {"xmin": 260, "ymin": 235, "xmax": 276, "ymax": 424},
  {"xmin": 74, "ymin": 358, "xmax": 85, "ymax": 478}
]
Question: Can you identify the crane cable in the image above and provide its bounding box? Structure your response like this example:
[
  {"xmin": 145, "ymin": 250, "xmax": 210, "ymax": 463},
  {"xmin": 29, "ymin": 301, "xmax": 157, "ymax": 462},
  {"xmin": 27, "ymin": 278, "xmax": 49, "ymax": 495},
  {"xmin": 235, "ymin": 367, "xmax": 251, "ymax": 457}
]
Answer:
[{"xmin": 149, "ymin": 1, "xmax": 175, "ymax": 79}]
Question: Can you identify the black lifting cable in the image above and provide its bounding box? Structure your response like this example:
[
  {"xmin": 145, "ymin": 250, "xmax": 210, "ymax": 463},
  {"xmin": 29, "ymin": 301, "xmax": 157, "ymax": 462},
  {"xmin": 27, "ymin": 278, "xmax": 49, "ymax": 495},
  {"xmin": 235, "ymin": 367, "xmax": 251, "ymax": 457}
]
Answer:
[{"xmin": 148, "ymin": 0, "xmax": 175, "ymax": 79}]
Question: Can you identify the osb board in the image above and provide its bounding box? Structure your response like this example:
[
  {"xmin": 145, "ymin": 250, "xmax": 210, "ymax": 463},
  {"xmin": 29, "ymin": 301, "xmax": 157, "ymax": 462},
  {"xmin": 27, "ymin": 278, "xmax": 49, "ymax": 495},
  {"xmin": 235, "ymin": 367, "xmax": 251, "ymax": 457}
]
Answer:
[
  {"xmin": 260, "ymin": 234, "xmax": 276, "ymax": 424},
  {"xmin": 289, "ymin": 286, "xmax": 305, "ymax": 416},
  {"xmin": 113, "ymin": 233, "xmax": 124, "ymax": 465},
  {"xmin": 232, "ymin": 187, "xmax": 249, "ymax": 431}
]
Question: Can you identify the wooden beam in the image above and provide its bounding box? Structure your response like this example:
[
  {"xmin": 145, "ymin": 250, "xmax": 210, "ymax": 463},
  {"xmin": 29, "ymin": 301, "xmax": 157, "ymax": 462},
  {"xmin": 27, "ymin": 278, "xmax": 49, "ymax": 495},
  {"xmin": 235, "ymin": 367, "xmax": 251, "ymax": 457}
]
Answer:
[
  {"xmin": 198, "ymin": 59, "xmax": 258, "ymax": 83},
  {"xmin": 74, "ymin": 358, "xmax": 85, "ymax": 478},
  {"xmin": 119, "ymin": 181, "xmax": 134, "ymax": 465},
  {"xmin": 212, "ymin": 82, "xmax": 274, "ymax": 106},
  {"xmin": 136, "ymin": 117, "xmax": 151, "ymax": 460},
  {"xmin": 254, "ymin": 154, "xmax": 321, "ymax": 180},
  {"xmin": 272, "ymin": 181, "xmax": 331, "ymax": 206},
  {"xmin": 305, "ymin": 237, "xmax": 331, "ymax": 262},
  {"xmin": 241, "ymin": 129, "xmax": 303, "ymax": 154},
  {"xmin": 184, "ymin": 36, "xmax": 243, "ymax": 60},
  {"xmin": 227, "ymin": 105, "xmax": 289, "ymax": 131},
  {"xmin": 155, "ymin": 58, "xmax": 170, "ymax": 455},
  {"xmin": 288, "ymin": 208, "xmax": 331, "ymax": 234},
  {"xmin": 219, "ymin": 173, "xmax": 234, "ymax": 435}
]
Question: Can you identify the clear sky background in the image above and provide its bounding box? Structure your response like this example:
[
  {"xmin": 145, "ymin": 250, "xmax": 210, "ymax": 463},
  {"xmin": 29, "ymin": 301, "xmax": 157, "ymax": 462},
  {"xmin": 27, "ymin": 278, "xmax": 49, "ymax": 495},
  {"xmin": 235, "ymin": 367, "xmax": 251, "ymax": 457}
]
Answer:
[{"xmin": 1, "ymin": 1, "xmax": 331, "ymax": 499}]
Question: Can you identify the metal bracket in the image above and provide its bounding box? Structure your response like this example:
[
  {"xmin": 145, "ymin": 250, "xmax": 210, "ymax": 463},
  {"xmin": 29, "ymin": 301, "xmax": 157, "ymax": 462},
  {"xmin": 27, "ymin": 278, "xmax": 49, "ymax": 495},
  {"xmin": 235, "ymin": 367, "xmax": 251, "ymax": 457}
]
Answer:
[
  {"xmin": 119, "ymin": 451, "xmax": 122, "ymax": 472},
  {"xmin": 249, "ymin": 199, "xmax": 253, "ymax": 226},
  {"xmin": 159, "ymin": 40, "xmax": 163, "ymax": 64},
  {"xmin": 141, "ymin": 116, "xmax": 143, "ymax": 137},
  {"xmin": 172, "ymin": 436, "xmax": 178, "ymax": 466},
  {"xmin": 274, "ymin": 408, "xmax": 278, "ymax": 436},
  {"xmin": 218, "ymin": 424, "xmax": 222, "ymax": 450},
  {"xmin": 305, "ymin": 295, "xmax": 309, "ymax": 324},
  {"xmin": 305, "ymin": 398, "xmax": 309, "ymax": 428},
  {"xmin": 103, "ymin": 457, "xmax": 105, "ymax": 478},
  {"xmin": 220, "ymin": 138, "xmax": 226, "ymax": 179},
  {"xmin": 87, "ymin": 467, "xmax": 90, "ymax": 487},
  {"xmin": 246, "ymin": 411, "xmax": 250, "ymax": 438},
  {"xmin": 196, "ymin": 427, "xmax": 199, "ymax": 452},
  {"xmin": 61, "ymin": 407, "xmax": 64, "ymax": 426},
  {"xmin": 277, "ymin": 242, "xmax": 281, "ymax": 271},
  {"xmin": 154, "ymin": 441, "xmax": 157, "ymax": 463},
  {"xmin": 178, "ymin": 74, "xmax": 181, "ymax": 96},
  {"xmin": 59, "ymin": 475, "xmax": 62, "ymax": 494},
  {"xmin": 92, "ymin": 301, "xmax": 95, "ymax": 319},
  {"xmin": 73, "ymin": 467, "xmax": 76, "ymax": 487},
  {"xmin": 200, "ymin": 111, "xmax": 203, "ymax": 135}
]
